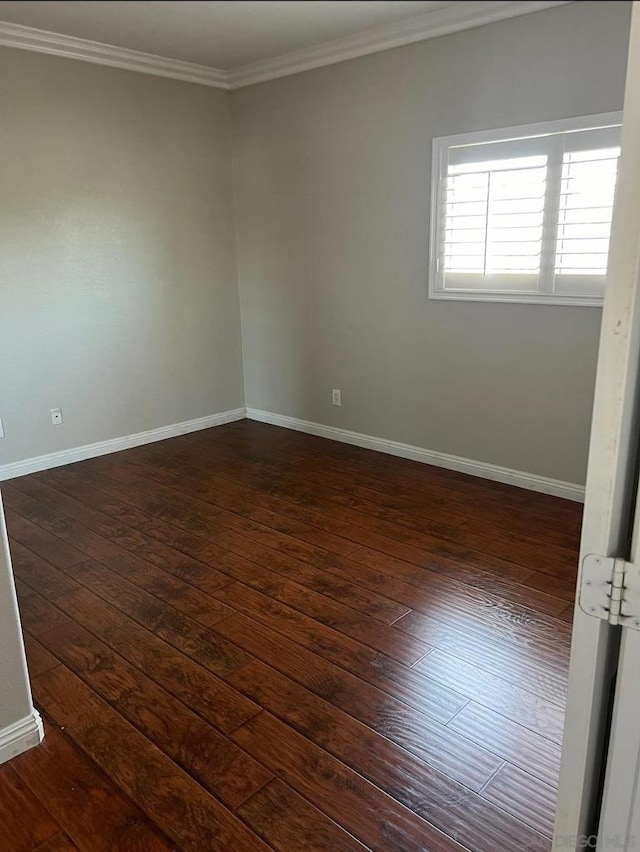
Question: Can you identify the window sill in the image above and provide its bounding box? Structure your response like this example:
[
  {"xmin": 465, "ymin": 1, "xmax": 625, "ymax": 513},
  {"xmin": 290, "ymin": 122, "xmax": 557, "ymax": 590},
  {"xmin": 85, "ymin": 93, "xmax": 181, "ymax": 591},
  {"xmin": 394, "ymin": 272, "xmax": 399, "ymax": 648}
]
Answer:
[{"xmin": 427, "ymin": 288, "xmax": 604, "ymax": 307}]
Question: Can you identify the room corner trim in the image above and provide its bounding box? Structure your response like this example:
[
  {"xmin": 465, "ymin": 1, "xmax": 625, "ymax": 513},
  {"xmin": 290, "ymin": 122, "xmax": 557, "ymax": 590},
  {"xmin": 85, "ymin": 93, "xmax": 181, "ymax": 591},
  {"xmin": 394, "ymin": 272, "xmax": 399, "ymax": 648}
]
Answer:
[
  {"xmin": 0, "ymin": 408, "xmax": 247, "ymax": 481},
  {"xmin": 245, "ymin": 408, "xmax": 585, "ymax": 502},
  {"xmin": 227, "ymin": 1, "xmax": 571, "ymax": 88},
  {"xmin": 0, "ymin": 20, "xmax": 231, "ymax": 88},
  {"xmin": 0, "ymin": 710, "xmax": 44, "ymax": 765}
]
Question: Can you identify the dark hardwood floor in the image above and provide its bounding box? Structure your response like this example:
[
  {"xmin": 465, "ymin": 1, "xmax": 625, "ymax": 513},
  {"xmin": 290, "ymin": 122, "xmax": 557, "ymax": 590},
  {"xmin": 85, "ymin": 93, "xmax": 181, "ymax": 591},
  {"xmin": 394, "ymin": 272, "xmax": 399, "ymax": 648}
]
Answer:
[{"xmin": 0, "ymin": 420, "xmax": 581, "ymax": 851}]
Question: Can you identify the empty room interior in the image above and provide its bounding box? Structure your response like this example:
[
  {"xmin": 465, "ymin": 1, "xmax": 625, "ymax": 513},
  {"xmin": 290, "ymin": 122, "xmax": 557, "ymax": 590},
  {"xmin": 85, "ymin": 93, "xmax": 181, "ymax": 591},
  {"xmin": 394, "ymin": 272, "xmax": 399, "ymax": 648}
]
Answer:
[{"xmin": 0, "ymin": 1, "xmax": 638, "ymax": 850}]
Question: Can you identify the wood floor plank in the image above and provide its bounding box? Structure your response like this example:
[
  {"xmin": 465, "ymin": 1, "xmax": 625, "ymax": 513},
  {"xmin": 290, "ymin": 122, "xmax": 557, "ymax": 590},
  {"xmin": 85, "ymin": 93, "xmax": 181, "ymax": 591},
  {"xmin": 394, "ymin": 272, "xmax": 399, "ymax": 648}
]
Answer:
[
  {"xmin": 5, "ymin": 483, "xmax": 235, "ymax": 628},
  {"xmin": 394, "ymin": 607, "xmax": 568, "ymax": 706},
  {"xmin": 32, "ymin": 666, "xmax": 271, "ymax": 852},
  {"xmin": 4, "ymin": 508, "xmax": 87, "ymax": 570},
  {"xmin": 19, "ymin": 580, "xmax": 260, "ymax": 735},
  {"xmin": 6, "ymin": 512, "xmax": 251, "ymax": 679},
  {"xmin": 216, "ymin": 612, "xmax": 466, "ymax": 727},
  {"xmin": 448, "ymin": 702, "xmax": 562, "ymax": 787},
  {"xmin": 131, "ymin": 434, "xmax": 470, "ymax": 527},
  {"xmin": 0, "ymin": 765, "xmax": 60, "ymax": 852},
  {"xmin": 231, "ymin": 711, "xmax": 468, "ymax": 852},
  {"xmin": 209, "ymin": 419, "xmax": 580, "ymax": 522},
  {"xmin": 18, "ymin": 472, "xmax": 229, "ymax": 592},
  {"xmin": 416, "ymin": 648, "xmax": 565, "ymax": 743},
  {"xmin": 481, "ymin": 763, "xmax": 558, "ymax": 838},
  {"xmin": 2, "ymin": 421, "xmax": 575, "ymax": 851},
  {"xmin": 523, "ymin": 571, "xmax": 577, "ymax": 602},
  {"xmin": 227, "ymin": 657, "xmax": 501, "ymax": 792},
  {"xmin": 11, "ymin": 476, "xmax": 417, "ymax": 654},
  {"xmin": 347, "ymin": 544, "xmax": 567, "ymax": 616},
  {"xmin": 71, "ymin": 450, "xmax": 484, "ymax": 596},
  {"xmin": 142, "ymin": 440, "xmax": 473, "ymax": 547},
  {"xmin": 47, "ymin": 464, "xmax": 410, "ymax": 626},
  {"xmin": 122, "ymin": 442, "xmax": 370, "ymax": 555},
  {"xmin": 305, "ymin": 456, "xmax": 580, "ymax": 538},
  {"xmin": 42, "ymin": 460, "xmax": 563, "ymax": 664},
  {"xmin": 212, "ymin": 581, "xmax": 433, "ymax": 691},
  {"xmin": 64, "ymin": 459, "xmax": 352, "ymax": 573},
  {"xmin": 331, "ymin": 548, "xmax": 571, "ymax": 647},
  {"xmin": 237, "ymin": 779, "xmax": 368, "ymax": 851},
  {"xmin": 293, "ymin": 462, "xmax": 578, "ymax": 546},
  {"xmin": 478, "ymin": 533, "xmax": 578, "ymax": 578},
  {"xmin": 180, "ymin": 423, "xmax": 581, "ymax": 541},
  {"xmin": 88, "ymin": 451, "xmax": 538, "ymax": 586},
  {"xmin": 38, "ymin": 620, "xmax": 273, "ymax": 808},
  {"xmin": 220, "ymin": 623, "xmax": 558, "ymax": 847},
  {"xmin": 462, "ymin": 517, "xmax": 580, "ymax": 553},
  {"xmin": 114, "ymin": 446, "xmax": 489, "ymax": 552},
  {"xmin": 15, "ymin": 580, "xmax": 73, "ymax": 637},
  {"xmin": 61, "ymin": 559, "xmax": 248, "ymax": 676},
  {"xmin": 32, "ymin": 834, "xmax": 81, "ymax": 852},
  {"xmin": 557, "ymin": 602, "xmax": 575, "ymax": 624},
  {"xmin": 12, "ymin": 722, "xmax": 174, "ymax": 852},
  {"xmin": 209, "ymin": 568, "xmax": 428, "ymax": 666},
  {"xmin": 10, "ymin": 540, "xmax": 84, "ymax": 601},
  {"xmin": 265, "ymin": 424, "xmax": 578, "ymax": 514},
  {"xmin": 200, "ymin": 420, "xmax": 580, "ymax": 555},
  {"xmin": 137, "ymin": 429, "xmax": 489, "ymax": 538},
  {"xmin": 23, "ymin": 634, "xmax": 61, "ymax": 678}
]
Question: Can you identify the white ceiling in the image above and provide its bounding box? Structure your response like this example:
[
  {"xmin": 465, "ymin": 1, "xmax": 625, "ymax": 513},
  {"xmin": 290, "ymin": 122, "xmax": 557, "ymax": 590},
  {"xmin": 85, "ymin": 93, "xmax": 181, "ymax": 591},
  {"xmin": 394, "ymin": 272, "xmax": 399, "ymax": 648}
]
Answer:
[{"xmin": 0, "ymin": 1, "xmax": 454, "ymax": 70}]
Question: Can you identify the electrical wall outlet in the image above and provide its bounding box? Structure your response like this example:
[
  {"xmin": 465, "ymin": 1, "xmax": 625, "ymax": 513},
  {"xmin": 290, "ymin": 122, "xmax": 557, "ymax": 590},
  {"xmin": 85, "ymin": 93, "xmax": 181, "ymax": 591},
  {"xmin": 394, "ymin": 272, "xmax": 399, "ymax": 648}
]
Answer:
[
  {"xmin": 0, "ymin": 417, "xmax": 4, "ymax": 439},
  {"xmin": 332, "ymin": 389, "xmax": 342, "ymax": 407},
  {"xmin": 50, "ymin": 407, "xmax": 63, "ymax": 425}
]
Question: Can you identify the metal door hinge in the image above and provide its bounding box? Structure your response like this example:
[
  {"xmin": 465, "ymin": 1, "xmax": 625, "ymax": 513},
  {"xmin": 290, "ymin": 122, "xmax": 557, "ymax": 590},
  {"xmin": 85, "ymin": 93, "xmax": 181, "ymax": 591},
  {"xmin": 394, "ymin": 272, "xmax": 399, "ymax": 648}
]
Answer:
[{"xmin": 580, "ymin": 554, "xmax": 640, "ymax": 630}]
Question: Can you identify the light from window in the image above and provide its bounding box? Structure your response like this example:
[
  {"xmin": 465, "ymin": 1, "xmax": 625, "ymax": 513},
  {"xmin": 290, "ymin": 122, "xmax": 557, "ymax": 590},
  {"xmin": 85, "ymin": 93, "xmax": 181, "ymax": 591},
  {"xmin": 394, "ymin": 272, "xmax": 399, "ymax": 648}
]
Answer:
[{"xmin": 430, "ymin": 114, "xmax": 622, "ymax": 305}]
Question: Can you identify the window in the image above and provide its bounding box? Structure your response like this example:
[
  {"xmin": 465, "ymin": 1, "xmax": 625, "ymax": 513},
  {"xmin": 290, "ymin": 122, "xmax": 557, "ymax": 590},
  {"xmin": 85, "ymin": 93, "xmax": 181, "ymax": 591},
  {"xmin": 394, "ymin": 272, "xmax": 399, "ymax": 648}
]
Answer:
[{"xmin": 429, "ymin": 113, "xmax": 622, "ymax": 305}]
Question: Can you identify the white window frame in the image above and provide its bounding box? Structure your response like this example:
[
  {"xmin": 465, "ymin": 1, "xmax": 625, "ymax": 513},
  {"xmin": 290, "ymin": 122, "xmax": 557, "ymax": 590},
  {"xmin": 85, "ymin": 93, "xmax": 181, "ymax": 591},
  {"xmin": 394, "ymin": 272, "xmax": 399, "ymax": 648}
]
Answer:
[{"xmin": 428, "ymin": 112, "xmax": 623, "ymax": 306}]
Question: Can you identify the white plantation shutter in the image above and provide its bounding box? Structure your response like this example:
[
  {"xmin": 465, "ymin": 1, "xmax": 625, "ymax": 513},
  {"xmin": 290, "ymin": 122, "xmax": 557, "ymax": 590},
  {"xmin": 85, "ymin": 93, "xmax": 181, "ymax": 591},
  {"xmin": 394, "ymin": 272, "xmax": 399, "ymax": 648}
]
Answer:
[
  {"xmin": 444, "ymin": 155, "xmax": 547, "ymax": 275},
  {"xmin": 430, "ymin": 114, "xmax": 622, "ymax": 304},
  {"xmin": 555, "ymin": 148, "xmax": 620, "ymax": 276}
]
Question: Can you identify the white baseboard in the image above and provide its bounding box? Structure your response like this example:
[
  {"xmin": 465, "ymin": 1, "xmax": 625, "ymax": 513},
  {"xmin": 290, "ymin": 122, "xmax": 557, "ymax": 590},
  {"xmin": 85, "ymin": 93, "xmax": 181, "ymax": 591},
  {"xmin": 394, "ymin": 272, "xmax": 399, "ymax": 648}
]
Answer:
[
  {"xmin": 0, "ymin": 403, "xmax": 585, "ymax": 502},
  {"xmin": 0, "ymin": 408, "xmax": 247, "ymax": 481},
  {"xmin": 0, "ymin": 710, "xmax": 44, "ymax": 764},
  {"xmin": 246, "ymin": 408, "xmax": 585, "ymax": 502}
]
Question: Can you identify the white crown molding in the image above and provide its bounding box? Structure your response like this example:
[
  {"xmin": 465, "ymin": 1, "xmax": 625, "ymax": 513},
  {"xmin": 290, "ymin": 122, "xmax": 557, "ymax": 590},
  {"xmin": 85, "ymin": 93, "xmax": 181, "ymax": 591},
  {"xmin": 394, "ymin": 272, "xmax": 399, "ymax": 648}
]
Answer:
[
  {"xmin": 0, "ymin": 20, "xmax": 231, "ymax": 88},
  {"xmin": 0, "ymin": 2, "xmax": 571, "ymax": 90},
  {"xmin": 246, "ymin": 408, "xmax": 585, "ymax": 502},
  {"xmin": 0, "ymin": 408, "xmax": 246, "ymax": 481},
  {"xmin": 227, "ymin": 0, "xmax": 572, "ymax": 88}
]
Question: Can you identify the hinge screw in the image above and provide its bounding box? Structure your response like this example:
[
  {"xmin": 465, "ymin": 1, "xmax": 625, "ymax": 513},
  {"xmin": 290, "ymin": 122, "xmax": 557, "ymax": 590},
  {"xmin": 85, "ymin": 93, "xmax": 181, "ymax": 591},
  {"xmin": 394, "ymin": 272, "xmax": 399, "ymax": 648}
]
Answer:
[{"xmin": 585, "ymin": 580, "xmax": 592, "ymax": 587}]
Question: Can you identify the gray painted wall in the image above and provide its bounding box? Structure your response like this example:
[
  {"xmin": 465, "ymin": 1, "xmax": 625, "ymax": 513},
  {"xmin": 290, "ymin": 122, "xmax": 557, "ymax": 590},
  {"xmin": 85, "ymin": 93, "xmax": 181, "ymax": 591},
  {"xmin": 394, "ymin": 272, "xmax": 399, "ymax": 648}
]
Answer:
[
  {"xmin": 231, "ymin": 1, "xmax": 632, "ymax": 485},
  {"xmin": 0, "ymin": 48, "xmax": 244, "ymax": 466}
]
